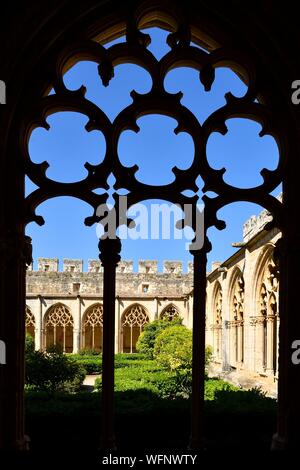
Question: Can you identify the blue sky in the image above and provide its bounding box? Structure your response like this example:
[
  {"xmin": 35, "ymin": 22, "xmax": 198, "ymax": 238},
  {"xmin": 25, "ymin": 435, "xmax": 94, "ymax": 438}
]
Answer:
[{"xmin": 26, "ymin": 28, "xmax": 281, "ymax": 272}]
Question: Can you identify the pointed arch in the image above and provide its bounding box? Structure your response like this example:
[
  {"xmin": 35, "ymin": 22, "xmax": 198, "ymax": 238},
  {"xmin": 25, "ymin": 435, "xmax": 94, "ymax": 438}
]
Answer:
[
  {"xmin": 25, "ymin": 305, "xmax": 35, "ymax": 340},
  {"xmin": 160, "ymin": 303, "xmax": 180, "ymax": 321},
  {"xmin": 252, "ymin": 243, "xmax": 279, "ymax": 375},
  {"xmin": 81, "ymin": 303, "xmax": 103, "ymax": 352},
  {"xmin": 121, "ymin": 303, "xmax": 149, "ymax": 353},
  {"xmin": 227, "ymin": 266, "xmax": 245, "ymax": 366},
  {"xmin": 210, "ymin": 281, "xmax": 222, "ymax": 361},
  {"xmin": 44, "ymin": 303, "xmax": 74, "ymax": 353}
]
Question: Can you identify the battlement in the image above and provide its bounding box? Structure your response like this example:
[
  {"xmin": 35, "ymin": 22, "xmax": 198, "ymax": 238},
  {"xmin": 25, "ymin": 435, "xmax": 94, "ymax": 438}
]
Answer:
[
  {"xmin": 38, "ymin": 258, "xmax": 59, "ymax": 272},
  {"xmin": 33, "ymin": 258, "xmax": 193, "ymax": 274},
  {"xmin": 243, "ymin": 193, "xmax": 282, "ymax": 243},
  {"xmin": 63, "ymin": 259, "xmax": 83, "ymax": 273},
  {"xmin": 138, "ymin": 260, "xmax": 158, "ymax": 274},
  {"xmin": 163, "ymin": 261, "xmax": 182, "ymax": 274}
]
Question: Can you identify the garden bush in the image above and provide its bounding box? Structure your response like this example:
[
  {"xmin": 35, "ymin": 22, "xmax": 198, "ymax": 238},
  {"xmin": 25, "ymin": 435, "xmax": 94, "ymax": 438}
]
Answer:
[
  {"xmin": 71, "ymin": 356, "xmax": 102, "ymax": 374},
  {"xmin": 77, "ymin": 348, "xmax": 101, "ymax": 356},
  {"xmin": 25, "ymin": 333, "xmax": 35, "ymax": 354},
  {"xmin": 26, "ymin": 348, "xmax": 86, "ymax": 393},
  {"xmin": 136, "ymin": 318, "xmax": 182, "ymax": 358},
  {"xmin": 154, "ymin": 325, "xmax": 192, "ymax": 370}
]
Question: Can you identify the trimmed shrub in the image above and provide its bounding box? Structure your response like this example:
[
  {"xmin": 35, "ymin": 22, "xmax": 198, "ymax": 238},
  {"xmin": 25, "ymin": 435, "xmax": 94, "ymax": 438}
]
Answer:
[
  {"xmin": 78, "ymin": 348, "xmax": 100, "ymax": 356},
  {"xmin": 25, "ymin": 333, "xmax": 35, "ymax": 354},
  {"xmin": 154, "ymin": 325, "xmax": 192, "ymax": 371},
  {"xmin": 136, "ymin": 318, "xmax": 182, "ymax": 359},
  {"xmin": 26, "ymin": 349, "xmax": 86, "ymax": 393},
  {"xmin": 73, "ymin": 358, "xmax": 102, "ymax": 374}
]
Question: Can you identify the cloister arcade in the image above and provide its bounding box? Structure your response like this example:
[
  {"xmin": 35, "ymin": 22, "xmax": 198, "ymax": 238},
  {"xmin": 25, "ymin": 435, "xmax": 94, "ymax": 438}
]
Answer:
[
  {"xmin": 25, "ymin": 299, "xmax": 186, "ymax": 354},
  {"xmin": 1, "ymin": 0, "xmax": 300, "ymax": 452}
]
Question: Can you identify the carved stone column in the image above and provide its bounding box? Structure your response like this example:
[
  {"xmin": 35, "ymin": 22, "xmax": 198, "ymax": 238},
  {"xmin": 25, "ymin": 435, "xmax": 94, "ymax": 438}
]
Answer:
[
  {"xmin": 99, "ymin": 236, "xmax": 121, "ymax": 450},
  {"xmin": 256, "ymin": 316, "xmax": 266, "ymax": 373},
  {"xmin": 266, "ymin": 316, "xmax": 275, "ymax": 374},
  {"xmin": 72, "ymin": 295, "xmax": 81, "ymax": 354},
  {"xmin": 0, "ymin": 233, "xmax": 32, "ymax": 450},
  {"xmin": 190, "ymin": 249, "xmax": 207, "ymax": 449},
  {"xmin": 273, "ymin": 239, "xmax": 300, "ymax": 449},
  {"xmin": 237, "ymin": 321, "xmax": 244, "ymax": 365}
]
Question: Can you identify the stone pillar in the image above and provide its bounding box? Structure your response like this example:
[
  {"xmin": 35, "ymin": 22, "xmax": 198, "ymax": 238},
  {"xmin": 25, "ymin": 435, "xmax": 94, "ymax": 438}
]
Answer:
[
  {"xmin": 115, "ymin": 297, "xmax": 120, "ymax": 353},
  {"xmin": 99, "ymin": 236, "xmax": 121, "ymax": 450},
  {"xmin": 273, "ymin": 236, "xmax": 300, "ymax": 449},
  {"xmin": 190, "ymin": 248, "xmax": 207, "ymax": 449},
  {"xmin": 73, "ymin": 295, "xmax": 81, "ymax": 353},
  {"xmin": 154, "ymin": 297, "xmax": 159, "ymax": 320},
  {"xmin": 256, "ymin": 317, "xmax": 266, "ymax": 373},
  {"xmin": 266, "ymin": 316, "xmax": 275, "ymax": 374},
  {"xmin": 34, "ymin": 295, "xmax": 43, "ymax": 351},
  {"xmin": 238, "ymin": 322, "xmax": 244, "ymax": 364},
  {"xmin": 222, "ymin": 321, "xmax": 230, "ymax": 371},
  {"xmin": 0, "ymin": 233, "xmax": 32, "ymax": 450}
]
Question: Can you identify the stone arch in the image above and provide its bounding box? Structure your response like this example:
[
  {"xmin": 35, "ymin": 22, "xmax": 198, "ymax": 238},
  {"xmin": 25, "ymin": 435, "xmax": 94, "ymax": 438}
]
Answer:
[
  {"xmin": 121, "ymin": 303, "xmax": 149, "ymax": 353},
  {"xmin": 160, "ymin": 303, "xmax": 180, "ymax": 321},
  {"xmin": 252, "ymin": 244, "xmax": 279, "ymax": 374},
  {"xmin": 252, "ymin": 243, "xmax": 278, "ymax": 315},
  {"xmin": 25, "ymin": 305, "xmax": 35, "ymax": 341},
  {"xmin": 2, "ymin": 0, "xmax": 296, "ymax": 451},
  {"xmin": 81, "ymin": 303, "xmax": 103, "ymax": 352},
  {"xmin": 211, "ymin": 281, "xmax": 222, "ymax": 361},
  {"xmin": 227, "ymin": 266, "xmax": 245, "ymax": 366},
  {"xmin": 44, "ymin": 303, "xmax": 74, "ymax": 353}
]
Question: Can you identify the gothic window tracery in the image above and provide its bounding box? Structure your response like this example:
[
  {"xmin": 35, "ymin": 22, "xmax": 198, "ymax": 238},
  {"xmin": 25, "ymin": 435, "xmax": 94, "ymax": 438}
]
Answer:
[
  {"xmin": 229, "ymin": 272, "xmax": 244, "ymax": 365},
  {"xmin": 122, "ymin": 304, "xmax": 149, "ymax": 353},
  {"xmin": 211, "ymin": 283, "xmax": 222, "ymax": 361},
  {"xmin": 160, "ymin": 304, "xmax": 180, "ymax": 321},
  {"xmin": 44, "ymin": 303, "xmax": 74, "ymax": 353},
  {"xmin": 82, "ymin": 303, "xmax": 103, "ymax": 352},
  {"xmin": 18, "ymin": 0, "xmax": 286, "ymax": 449},
  {"xmin": 26, "ymin": 306, "xmax": 35, "ymax": 340},
  {"xmin": 256, "ymin": 253, "xmax": 279, "ymax": 374}
]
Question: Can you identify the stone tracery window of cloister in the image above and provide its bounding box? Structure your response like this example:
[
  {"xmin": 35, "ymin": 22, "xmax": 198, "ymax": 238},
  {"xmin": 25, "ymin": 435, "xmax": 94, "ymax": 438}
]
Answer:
[
  {"xmin": 228, "ymin": 270, "xmax": 245, "ymax": 366},
  {"xmin": 17, "ymin": 0, "xmax": 288, "ymax": 451},
  {"xmin": 44, "ymin": 303, "xmax": 74, "ymax": 353},
  {"xmin": 211, "ymin": 282, "xmax": 222, "ymax": 362},
  {"xmin": 160, "ymin": 304, "xmax": 180, "ymax": 321},
  {"xmin": 82, "ymin": 303, "xmax": 103, "ymax": 352},
  {"xmin": 252, "ymin": 249, "xmax": 279, "ymax": 375},
  {"xmin": 26, "ymin": 306, "xmax": 35, "ymax": 340},
  {"xmin": 121, "ymin": 304, "xmax": 149, "ymax": 353}
]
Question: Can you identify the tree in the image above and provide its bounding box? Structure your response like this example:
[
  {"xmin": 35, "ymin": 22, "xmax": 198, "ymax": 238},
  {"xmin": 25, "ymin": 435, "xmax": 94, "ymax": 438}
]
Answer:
[
  {"xmin": 154, "ymin": 325, "xmax": 192, "ymax": 371},
  {"xmin": 136, "ymin": 317, "xmax": 182, "ymax": 358}
]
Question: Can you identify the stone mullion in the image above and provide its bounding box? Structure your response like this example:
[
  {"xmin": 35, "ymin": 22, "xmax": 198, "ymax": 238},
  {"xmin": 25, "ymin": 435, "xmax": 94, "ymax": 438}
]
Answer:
[
  {"xmin": 0, "ymin": 233, "xmax": 31, "ymax": 450},
  {"xmin": 190, "ymin": 249, "xmax": 207, "ymax": 450},
  {"xmin": 37, "ymin": 295, "xmax": 43, "ymax": 351},
  {"xmin": 266, "ymin": 315, "xmax": 275, "ymax": 374},
  {"xmin": 238, "ymin": 322, "xmax": 244, "ymax": 364},
  {"xmin": 99, "ymin": 236, "xmax": 121, "ymax": 450}
]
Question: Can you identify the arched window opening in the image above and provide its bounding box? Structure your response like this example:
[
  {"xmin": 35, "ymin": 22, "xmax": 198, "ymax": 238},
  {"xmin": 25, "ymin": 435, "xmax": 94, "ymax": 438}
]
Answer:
[
  {"xmin": 229, "ymin": 272, "xmax": 244, "ymax": 366},
  {"xmin": 82, "ymin": 304, "xmax": 103, "ymax": 352},
  {"xmin": 44, "ymin": 304, "xmax": 74, "ymax": 353},
  {"xmin": 256, "ymin": 254, "xmax": 279, "ymax": 375},
  {"xmin": 160, "ymin": 304, "xmax": 180, "ymax": 321},
  {"xmin": 211, "ymin": 283, "xmax": 222, "ymax": 361},
  {"xmin": 25, "ymin": 306, "xmax": 35, "ymax": 341},
  {"xmin": 121, "ymin": 304, "xmax": 149, "ymax": 353}
]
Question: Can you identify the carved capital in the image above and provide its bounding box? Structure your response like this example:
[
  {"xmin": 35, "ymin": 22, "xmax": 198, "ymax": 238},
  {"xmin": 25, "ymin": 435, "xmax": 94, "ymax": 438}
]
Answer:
[
  {"xmin": 0, "ymin": 233, "xmax": 32, "ymax": 266},
  {"xmin": 99, "ymin": 236, "xmax": 122, "ymax": 267},
  {"xmin": 249, "ymin": 315, "xmax": 266, "ymax": 326}
]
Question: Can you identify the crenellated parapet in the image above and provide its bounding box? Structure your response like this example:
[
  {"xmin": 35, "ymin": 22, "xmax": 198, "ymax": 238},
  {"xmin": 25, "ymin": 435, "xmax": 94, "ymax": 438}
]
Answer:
[
  {"xmin": 38, "ymin": 258, "xmax": 59, "ymax": 272},
  {"xmin": 243, "ymin": 193, "xmax": 282, "ymax": 243},
  {"xmin": 63, "ymin": 259, "xmax": 83, "ymax": 273}
]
